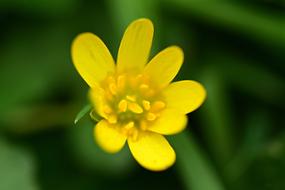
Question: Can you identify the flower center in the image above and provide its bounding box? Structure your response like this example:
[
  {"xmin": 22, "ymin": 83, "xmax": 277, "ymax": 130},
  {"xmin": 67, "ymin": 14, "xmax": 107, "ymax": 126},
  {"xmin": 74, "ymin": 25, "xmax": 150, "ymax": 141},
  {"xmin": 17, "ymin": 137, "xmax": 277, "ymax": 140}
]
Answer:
[{"xmin": 99, "ymin": 73, "xmax": 166, "ymax": 140}]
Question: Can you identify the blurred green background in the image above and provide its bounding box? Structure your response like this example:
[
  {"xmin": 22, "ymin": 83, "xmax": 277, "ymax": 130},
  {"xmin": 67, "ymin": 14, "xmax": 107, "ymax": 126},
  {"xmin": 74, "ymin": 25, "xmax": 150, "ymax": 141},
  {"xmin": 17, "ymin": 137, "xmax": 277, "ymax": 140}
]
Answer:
[{"xmin": 0, "ymin": 0, "xmax": 285, "ymax": 190}]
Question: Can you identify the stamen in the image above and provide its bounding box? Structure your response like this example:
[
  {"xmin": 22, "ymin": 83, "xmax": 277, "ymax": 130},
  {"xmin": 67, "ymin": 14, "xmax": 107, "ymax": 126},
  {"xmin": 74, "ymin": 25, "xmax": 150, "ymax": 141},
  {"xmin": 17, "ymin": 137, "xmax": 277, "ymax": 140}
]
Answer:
[
  {"xmin": 105, "ymin": 90, "xmax": 113, "ymax": 101},
  {"xmin": 146, "ymin": 112, "xmax": 156, "ymax": 121},
  {"xmin": 140, "ymin": 120, "xmax": 148, "ymax": 130},
  {"xmin": 136, "ymin": 74, "xmax": 143, "ymax": 80},
  {"xmin": 109, "ymin": 83, "xmax": 117, "ymax": 95},
  {"xmin": 131, "ymin": 128, "xmax": 138, "ymax": 141},
  {"xmin": 103, "ymin": 105, "xmax": 113, "ymax": 114},
  {"xmin": 142, "ymin": 100, "xmax": 151, "ymax": 110},
  {"xmin": 118, "ymin": 99, "xmax": 128, "ymax": 112},
  {"xmin": 126, "ymin": 95, "xmax": 136, "ymax": 102},
  {"xmin": 107, "ymin": 114, "xmax": 117, "ymax": 124},
  {"xmin": 139, "ymin": 84, "xmax": 149, "ymax": 90},
  {"xmin": 124, "ymin": 121, "xmax": 134, "ymax": 129},
  {"xmin": 145, "ymin": 89, "xmax": 155, "ymax": 97},
  {"xmin": 128, "ymin": 102, "xmax": 143, "ymax": 114},
  {"xmin": 107, "ymin": 76, "xmax": 116, "ymax": 83},
  {"xmin": 151, "ymin": 101, "xmax": 166, "ymax": 111},
  {"xmin": 117, "ymin": 75, "xmax": 126, "ymax": 91},
  {"xmin": 101, "ymin": 73, "xmax": 166, "ymax": 138}
]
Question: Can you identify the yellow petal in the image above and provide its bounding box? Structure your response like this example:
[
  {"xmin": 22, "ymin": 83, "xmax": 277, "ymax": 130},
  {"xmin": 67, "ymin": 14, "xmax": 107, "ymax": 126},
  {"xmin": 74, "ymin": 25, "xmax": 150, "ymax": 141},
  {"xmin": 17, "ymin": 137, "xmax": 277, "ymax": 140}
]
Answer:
[
  {"xmin": 94, "ymin": 120, "xmax": 126, "ymax": 153},
  {"xmin": 88, "ymin": 86, "xmax": 108, "ymax": 119},
  {"xmin": 128, "ymin": 131, "xmax": 175, "ymax": 171},
  {"xmin": 117, "ymin": 18, "xmax": 154, "ymax": 73},
  {"xmin": 71, "ymin": 33, "xmax": 115, "ymax": 87},
  {"xmin": 144, "ymin": 46, "xmax": 183, "ymax": 88},
  {"xmin": 148, "ymin": 108, "xmax": 187, "ymax": 135},
  {"xmin": 163, "ymin": 80, "xmax": 206, "ymax": 114}
]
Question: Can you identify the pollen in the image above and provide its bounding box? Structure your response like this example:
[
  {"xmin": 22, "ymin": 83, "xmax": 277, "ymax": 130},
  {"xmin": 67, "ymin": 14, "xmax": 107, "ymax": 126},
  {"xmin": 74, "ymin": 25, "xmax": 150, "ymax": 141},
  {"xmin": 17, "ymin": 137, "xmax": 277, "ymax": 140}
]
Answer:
[
  {"xmin": 103, "ymin": 105, "xmax": 113, "ymax": 114},
  {"xmin": 98, "ymin": 73, "xmax": 167, "ymax": 140},
  {"xmin": 146, "ymin": 112, "xmax": 156, "ymax": 121},
  {"xmin": 107, "ymin": 114, "xmax": 117, "ymax": 124},
  {"xmin": 109, "ymin": 83, "xmax": 117, "ymax": 95},
  {"xmin": 139, "ymin": 84, "xmax": 149, "ymax": 90},
  {"xmin": 151, "ymin": 101, "xmax": 166, "ymax": 112},
  {"xmin": 117, "ymin": 75, "xmax": 126, "ymax": 90},
  {"xmin": 118, "ymin": 99, "xmax": 128, "ymax": 112},
  {"xmin": 124, "ymin": 121, "xmax": 135, "ymax": 129},
  {"xmin": 142, "ymin": 100, "xmax": 151, "ymax": 110},
  {"xmin": 126, "ymin": 95, "xmax": 136, "ymax": 102},
  {"xmin": 128, "ymin": 102, "xmax": 143, "ymax": 114}
]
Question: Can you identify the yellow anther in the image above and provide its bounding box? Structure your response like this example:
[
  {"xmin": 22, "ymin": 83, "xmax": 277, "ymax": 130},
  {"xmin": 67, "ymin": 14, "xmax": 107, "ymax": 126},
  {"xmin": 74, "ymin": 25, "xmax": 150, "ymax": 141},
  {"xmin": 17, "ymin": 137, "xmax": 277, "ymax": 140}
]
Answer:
[
  {"xmin": 131, "ymin": 128, "xmax": 139, "ymax": 141},
  {"xmin": 146, "ymin": 112, "xmax": 156, "ymax": 121},
  {"xmin": 140, "ymin": 120, "xmax": 148, "ymax": 130},
  {"xmin": 107, "ymin": 76, "xmax": 115, "ymax": 83},
  {"xmin": 103, "ymin": 105, "xmax": 113, "ymax": 114},
  {"xmin": 145, "ymin": 89, "xmax": 155, "ymax": 97},
  {"xmin": 117, "ymin": 75, "xmax": 126, "ymax": 90},
  {"xmin": 109, "ymin": 83, "xmax": 117, "ymax": 95},
  {"xmin": 151, "ymin": 101, "xmax": 166, "ymax": 111},
  {"xmin": 142, "ymin": 100, "xmax": 151, "ymax": 110},
  {"xmin": 139, "ymin": 84, "xmax": 149, "ymax": 90},
  {"xmin": 136, "ymin": 74, "xmax": 143, "ymax": 80},
  {"xmin": 118, "ymin": 99, "xmax": 128, "ymax": 112},
  {"xmin": 105, "ymin": 91, "xmax": 113, "ymax": 101},
  {"xmin": 126, "ymin": 95, "xmax": 136, "ymax": 102},
  {"xmin": 107, "ymin": 114, "xmax": 117, "ymax": 124},
  {"xmin": 124, "ymin": 121, "xmax": 134, "ymax": 129},
  {"xmin": 128, "ymin": 102, "xmax": 143, "ymax": 114}
]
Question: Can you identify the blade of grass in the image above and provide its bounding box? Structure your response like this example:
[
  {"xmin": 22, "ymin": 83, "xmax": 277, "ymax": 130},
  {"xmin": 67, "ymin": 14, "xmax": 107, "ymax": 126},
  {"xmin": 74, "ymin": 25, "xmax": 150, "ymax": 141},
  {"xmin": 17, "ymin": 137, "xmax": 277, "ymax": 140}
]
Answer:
[
  {"xmin": 169, "ymin": 132, "xmax": 225, "ymax": 190},
  {"xmin": 199, "ymin": 66, "xmax": 236, "ymax": 166},
  {"xmin": 203, "ymin": 52, "xmax": 285, "ymax": 107},
  {"xmin": 106, "ymin": 0, "xmax": 161, "ymax": 52},
  {"xmin": 164, "ymin": 0, "xmax": 285, "ymax": 48}
]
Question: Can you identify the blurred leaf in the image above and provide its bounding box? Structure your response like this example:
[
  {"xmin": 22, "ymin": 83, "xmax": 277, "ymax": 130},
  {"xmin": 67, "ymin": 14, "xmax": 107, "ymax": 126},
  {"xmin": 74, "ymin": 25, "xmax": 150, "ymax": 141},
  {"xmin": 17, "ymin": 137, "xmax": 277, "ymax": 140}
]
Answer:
[
  {"xmin": 0, "ymin": 0, "xmax": 78, "ymax": 16},
  {"xmin": 203, "ymin": 52, "xmax": 285, "ymax": 107},
  {"xmin": 0, "ymin": 138, "xmax": 38, "ymax": 190},
  {"xmin": 225, "ymin": 109, "xmax": 271, "ymax": 186},
  {"xmin": 74, "ymin": 104, "xmax": 92, "ymax": 124},
  {"xmin": 164, "ymin": 0, "xmax": 285, "ymax": 48},
  {"xmin": 170, "ymin": 132, "xmax": 225, "ymax": 190},
  {"xmin": 66, "ymin": 120, "xmax": 135, "ymax": 176},
  {"xmin": 235, "ymin": 133, "xmax": 285, "ymax": 190},
  {"xmin": 199, "ymin": 66, "xmax": 236, "ymax": 165},
  {"xmin": 218, "ymin": 60, "xmax": 285, "ymax": 107},
  {"xmin": 1, "ymin": 104, "xmax": 76, "ymax": 134},
  {"xmin": 106, "ymin": 0, "xmax": 158, "ymax": 34},
  {"xmin": 0, "ymin": 22, "xmax": 75, "ymax": 123},
  {"xmin": 106, "ymin": 0, "xmax": 161, "ymax": 52}
]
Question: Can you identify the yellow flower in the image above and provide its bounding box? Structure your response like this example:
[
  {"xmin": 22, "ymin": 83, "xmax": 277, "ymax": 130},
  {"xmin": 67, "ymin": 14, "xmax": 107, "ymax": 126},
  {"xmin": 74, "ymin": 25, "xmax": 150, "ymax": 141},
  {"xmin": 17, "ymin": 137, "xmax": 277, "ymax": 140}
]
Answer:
[{"xmin": 71, "ymin": 18, "xmax": 206, "ymax": 171}]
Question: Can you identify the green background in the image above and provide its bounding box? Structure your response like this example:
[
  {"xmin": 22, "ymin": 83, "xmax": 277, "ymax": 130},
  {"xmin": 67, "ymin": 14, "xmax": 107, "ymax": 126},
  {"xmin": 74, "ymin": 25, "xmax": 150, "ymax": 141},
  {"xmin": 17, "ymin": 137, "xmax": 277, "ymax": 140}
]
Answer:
[{"xmin": 0, "ymin": 0, "xmax": 284, "ymax": 189}]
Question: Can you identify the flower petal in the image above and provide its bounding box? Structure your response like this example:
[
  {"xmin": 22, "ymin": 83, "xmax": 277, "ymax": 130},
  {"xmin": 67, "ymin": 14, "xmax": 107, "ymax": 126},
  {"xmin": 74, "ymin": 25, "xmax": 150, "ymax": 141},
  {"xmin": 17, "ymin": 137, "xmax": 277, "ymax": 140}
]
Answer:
[
  {"xmin": 94, "ymin": 120, "xmax": 126, "ymax": 153},
  {"xmin": 128, "ymin": 131, "xmax": 175, "ymax": 171},
  {"xmin": 89, "ymin": 86, "xmax": 107, "ymax": 119},
  {"xmin": 144, "ymin": 46, "xmax": 183, "ymax": 88},
  {"xmin": 163, "ymin": 80, "xmax": 206, "ymax": 114},
  {"xmin": 117, "ymin": 18, "xmax": 154, "ymax": 73},
  {"xmin": 148, "ymin": 108, "xmax": 187, "ymax": 135},
  {"xmin": 71, "ymin": 32, "xmax": 115, "ymax": 87}
]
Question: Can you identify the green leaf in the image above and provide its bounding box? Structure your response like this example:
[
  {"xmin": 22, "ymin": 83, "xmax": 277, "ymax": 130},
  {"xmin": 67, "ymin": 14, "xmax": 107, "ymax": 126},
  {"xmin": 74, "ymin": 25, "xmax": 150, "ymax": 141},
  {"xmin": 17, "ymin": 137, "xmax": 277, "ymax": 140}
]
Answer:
[
  {"xmin": 164, "ymin": 0, "xmax": 285, "ymax": 48},
  {"xmin": 199, "ymin": 66, "xmax": 235, "ymax": 165},
  {"xmin": 0, "ymin": 138, "xmax": 38, "ymax": 190},
  {"xmin": 169, "ymin": 132, "xmax": 225, "ymax": 190},
  {"xmin": 74, "ymin": 104, "xmax": 92, "ymax": 124},
  {"xmin": 66, "ymin": 120, "xmax": 135, "ymax": 176}
]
